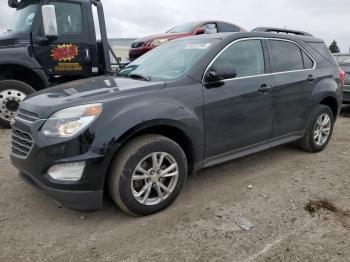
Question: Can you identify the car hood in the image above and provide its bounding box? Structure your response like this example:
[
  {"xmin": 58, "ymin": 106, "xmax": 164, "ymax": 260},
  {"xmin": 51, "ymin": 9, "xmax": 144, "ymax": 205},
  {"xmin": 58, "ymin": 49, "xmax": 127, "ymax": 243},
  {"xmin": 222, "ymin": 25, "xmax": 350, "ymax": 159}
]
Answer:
[
  {"xmin": 133, "ymin": 32, "xmax": 191, "ymax": 43},
  {"xmin": 20, "ymin": 75, "xmax": 166, "ymax": 118},
  {"xmin": 0, "ymin": 32, "xmax": 30, "ymax": 47}
]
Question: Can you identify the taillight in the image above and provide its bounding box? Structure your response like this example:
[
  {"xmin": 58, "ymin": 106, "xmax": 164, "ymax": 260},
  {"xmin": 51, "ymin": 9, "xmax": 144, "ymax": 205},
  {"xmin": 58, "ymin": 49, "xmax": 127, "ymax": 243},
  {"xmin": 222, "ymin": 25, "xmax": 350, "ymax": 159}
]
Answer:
[{"xmin": 339, "ymin": 68, "xmax": 345, "ymax": 90}]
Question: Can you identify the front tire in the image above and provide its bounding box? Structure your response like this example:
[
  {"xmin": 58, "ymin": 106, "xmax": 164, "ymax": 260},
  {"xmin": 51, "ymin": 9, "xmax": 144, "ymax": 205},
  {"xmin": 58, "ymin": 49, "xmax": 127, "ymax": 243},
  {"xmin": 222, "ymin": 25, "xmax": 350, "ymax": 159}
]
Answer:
[
  {"xmin": 0, "ymin": 80, "xmax": 35, "ymax": 128},
  {"xmin": 108, "ymin": 134, "xmax": 188, "ymax": 216},
  {"xmin": 299, "ymin": 105, "xmax": 335, "ymax": 153}
]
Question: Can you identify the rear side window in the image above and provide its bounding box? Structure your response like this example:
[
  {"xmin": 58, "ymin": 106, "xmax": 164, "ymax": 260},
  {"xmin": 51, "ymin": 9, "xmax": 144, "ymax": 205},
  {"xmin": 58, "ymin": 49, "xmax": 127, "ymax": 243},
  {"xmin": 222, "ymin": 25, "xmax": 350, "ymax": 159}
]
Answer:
[
  {"xmin": 212, "ymin": 39, "xmax": 265, "ymax": 78},
  {"xmin": 302, "ymin": 52, "xmax": 314, "ymax": 69},
  {"xmin": 308, "ymin": 42, "xmax": 337, "ymax": 66},
  {"xmin": 268, "ymin": 40, "xmax": 304, "ymax": 73}
]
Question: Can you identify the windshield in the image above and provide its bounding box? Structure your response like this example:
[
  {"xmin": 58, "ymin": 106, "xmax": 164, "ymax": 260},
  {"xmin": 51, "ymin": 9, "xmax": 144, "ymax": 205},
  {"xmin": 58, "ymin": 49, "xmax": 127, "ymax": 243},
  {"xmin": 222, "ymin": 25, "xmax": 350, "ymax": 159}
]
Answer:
[
  {"xmin": 118, "ymin": 38, "xmax": 218, "ymax": 81},
  {"xmin": 167, "ymin": 22, "xmax": 199, "ymax": 34},
  {"xmin": 7, "ymin": 0, "xmax": 39, "ymax": 33}
]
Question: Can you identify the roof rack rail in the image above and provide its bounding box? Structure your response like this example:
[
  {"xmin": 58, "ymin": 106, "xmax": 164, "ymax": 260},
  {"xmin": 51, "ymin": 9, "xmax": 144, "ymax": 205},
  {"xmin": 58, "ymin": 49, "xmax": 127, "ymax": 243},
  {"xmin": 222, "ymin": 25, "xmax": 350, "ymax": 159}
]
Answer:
[{"xmin": 252, "ymin": 27, "xmax": 313, "ymax": 37}]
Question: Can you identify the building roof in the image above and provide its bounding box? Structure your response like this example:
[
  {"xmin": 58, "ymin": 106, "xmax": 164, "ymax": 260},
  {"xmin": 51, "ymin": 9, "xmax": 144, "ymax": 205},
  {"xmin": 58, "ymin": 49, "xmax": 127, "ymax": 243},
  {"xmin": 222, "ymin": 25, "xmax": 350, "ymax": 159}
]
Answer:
[{"xmin": 333, "ymin": 53, "xmax": 350, "ymax": 64}]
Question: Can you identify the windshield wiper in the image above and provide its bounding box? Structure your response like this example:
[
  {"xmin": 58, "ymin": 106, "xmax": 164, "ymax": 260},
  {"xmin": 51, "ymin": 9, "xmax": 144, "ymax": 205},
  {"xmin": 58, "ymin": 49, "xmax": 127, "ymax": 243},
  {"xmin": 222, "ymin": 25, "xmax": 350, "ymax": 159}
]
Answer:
[{"xmin": 129, "ymin": 73, "xmax": 151, "ymax": 81}]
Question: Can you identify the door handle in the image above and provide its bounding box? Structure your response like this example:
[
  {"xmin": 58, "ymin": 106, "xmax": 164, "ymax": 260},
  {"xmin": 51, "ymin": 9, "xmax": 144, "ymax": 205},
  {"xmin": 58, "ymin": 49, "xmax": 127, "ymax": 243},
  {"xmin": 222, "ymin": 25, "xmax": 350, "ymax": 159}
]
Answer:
[
  {"xmin": 84, "ymin": 48, "xmax": 91, "ymax": 63},
  {"xmin": 258, "ymin": 84, "xmax": 272, "ymax": 94},
  {"xmin": 307, "ymin": 74, "xmax": 315, "ymax": 82}
]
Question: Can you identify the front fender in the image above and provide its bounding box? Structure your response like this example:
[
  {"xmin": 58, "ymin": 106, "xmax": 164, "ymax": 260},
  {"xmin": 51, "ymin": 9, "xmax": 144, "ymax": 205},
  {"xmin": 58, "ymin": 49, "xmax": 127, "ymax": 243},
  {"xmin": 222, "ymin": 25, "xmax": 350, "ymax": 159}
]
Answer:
[
  {"xmin": 0, "ymin": 46, "xmax": 42, "ymax": 69},
  {"xmin": 92, "ymin": 93, "xmax": 204, "ymax": 170}
]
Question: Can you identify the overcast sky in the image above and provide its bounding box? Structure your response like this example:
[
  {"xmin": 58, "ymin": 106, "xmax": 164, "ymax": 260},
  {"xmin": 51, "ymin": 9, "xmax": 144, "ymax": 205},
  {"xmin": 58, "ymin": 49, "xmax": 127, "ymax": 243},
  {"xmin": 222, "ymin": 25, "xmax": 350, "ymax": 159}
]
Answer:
[{"xmin": 0, "ymin": 0, "xmax": 348, "ymax": 52}]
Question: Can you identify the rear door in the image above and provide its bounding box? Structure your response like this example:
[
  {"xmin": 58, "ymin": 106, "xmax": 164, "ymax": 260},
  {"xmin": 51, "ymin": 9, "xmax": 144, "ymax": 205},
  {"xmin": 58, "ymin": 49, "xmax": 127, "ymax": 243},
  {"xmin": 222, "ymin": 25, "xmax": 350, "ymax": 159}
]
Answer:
[
  {"xmin": 267, "ymin": 39, "xmax": 316, "ymax": 138},
  {"xmin": 203, "ymin": 39, "xmax": 275, "ymax": 159},
  {"xmin": 32, "ymin": 1, "xmax": 94, "ymax": 78}
]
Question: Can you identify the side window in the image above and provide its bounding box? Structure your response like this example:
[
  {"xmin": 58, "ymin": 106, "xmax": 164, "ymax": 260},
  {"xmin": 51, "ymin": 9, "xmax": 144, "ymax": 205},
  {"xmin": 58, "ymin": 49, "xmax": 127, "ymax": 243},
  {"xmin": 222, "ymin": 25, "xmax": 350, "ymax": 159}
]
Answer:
[
  {"xmin": 268, "ymin": 40, "xmax": 304, "ymax": 73},
  {"xmin": 52, "ymin": 2, "xmax": 82, "ymax": 34},
  {"xmin": 302, "ymin": 51, "xmax": 314, "ymax": 69},
  {"xmin": 199, "ymin": 23, "xmax": 218, "ymax": 34},
  {"xmin": 212, "ymin": 40, "xmax": 265, "ymax": 78},
  {"xmin": 218, "ymin": 23, "xmax": 241, "ymax": 32}
]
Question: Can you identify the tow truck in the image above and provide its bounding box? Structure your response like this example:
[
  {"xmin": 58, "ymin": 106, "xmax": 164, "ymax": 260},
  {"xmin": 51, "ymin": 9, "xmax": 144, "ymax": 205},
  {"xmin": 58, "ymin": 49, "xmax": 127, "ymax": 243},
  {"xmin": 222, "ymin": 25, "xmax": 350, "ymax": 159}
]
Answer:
[{"xmin": 0, "ymin": 0, "xmax": 120, "ymax": 128}]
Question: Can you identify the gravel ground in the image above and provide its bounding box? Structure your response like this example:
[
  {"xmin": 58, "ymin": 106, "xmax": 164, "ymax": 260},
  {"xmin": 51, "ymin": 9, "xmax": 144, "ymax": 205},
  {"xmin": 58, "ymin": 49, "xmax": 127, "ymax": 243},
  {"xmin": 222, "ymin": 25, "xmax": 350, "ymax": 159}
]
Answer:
[{"xmin": 1, "ymin": 106, "xmax": 350, "ymax": 262}]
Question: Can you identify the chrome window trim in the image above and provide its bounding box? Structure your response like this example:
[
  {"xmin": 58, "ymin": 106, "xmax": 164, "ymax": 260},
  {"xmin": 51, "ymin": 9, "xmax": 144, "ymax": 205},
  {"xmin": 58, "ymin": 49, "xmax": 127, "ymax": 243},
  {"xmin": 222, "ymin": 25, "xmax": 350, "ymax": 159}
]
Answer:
[{"xmin": 202, "ymin": 37, "xmax": 317, "ymax": 83}]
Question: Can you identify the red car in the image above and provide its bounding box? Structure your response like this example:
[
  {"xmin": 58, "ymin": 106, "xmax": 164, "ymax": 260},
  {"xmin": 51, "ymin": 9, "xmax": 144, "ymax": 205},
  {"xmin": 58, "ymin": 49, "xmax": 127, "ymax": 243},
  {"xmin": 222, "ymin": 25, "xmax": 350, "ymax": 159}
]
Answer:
[{"xmin": 129, "ymin": 20, "xmax": 245, "ymax": 60}]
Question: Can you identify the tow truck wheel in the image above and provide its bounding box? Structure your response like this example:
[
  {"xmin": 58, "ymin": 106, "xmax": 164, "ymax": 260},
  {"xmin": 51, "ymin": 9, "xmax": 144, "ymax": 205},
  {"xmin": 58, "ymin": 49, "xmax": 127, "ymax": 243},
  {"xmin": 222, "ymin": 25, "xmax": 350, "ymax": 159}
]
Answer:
[{"xmin": 0, "ymin": 80, "xmax": 35, "ymax": 129}]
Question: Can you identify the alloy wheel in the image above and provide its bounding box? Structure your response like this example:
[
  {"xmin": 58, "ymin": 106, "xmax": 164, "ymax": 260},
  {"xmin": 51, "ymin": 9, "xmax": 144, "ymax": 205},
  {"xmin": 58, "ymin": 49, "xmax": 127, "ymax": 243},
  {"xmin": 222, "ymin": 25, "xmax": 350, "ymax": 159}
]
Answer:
[
  {"xmin": 313, "ymin": 113, "xmax": 332, "ymax": 146},
  {"xmin": 131, "ymin": 152, "xmax": 179, "ymax": 206}
]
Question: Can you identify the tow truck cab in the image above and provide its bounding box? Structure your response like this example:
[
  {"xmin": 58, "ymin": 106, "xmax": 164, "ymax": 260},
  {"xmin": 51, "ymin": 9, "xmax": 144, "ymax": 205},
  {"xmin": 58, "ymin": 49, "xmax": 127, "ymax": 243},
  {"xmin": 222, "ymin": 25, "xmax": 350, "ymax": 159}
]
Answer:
[{"xmin": 0, "ymin": 0, "xmax": 116, "ymax": 127}]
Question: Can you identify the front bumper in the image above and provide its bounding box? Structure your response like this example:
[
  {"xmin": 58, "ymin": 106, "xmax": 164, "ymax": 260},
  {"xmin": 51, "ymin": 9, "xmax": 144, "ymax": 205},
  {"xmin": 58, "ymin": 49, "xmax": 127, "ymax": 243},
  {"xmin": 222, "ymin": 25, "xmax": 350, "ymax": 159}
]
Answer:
[
  {"xmin": 10, "ymin": 117, "xmax": 114, "ymax": 211},
  {"xmin": 19, "ymin": 171, "xmax": 103, "ymax": 211}
]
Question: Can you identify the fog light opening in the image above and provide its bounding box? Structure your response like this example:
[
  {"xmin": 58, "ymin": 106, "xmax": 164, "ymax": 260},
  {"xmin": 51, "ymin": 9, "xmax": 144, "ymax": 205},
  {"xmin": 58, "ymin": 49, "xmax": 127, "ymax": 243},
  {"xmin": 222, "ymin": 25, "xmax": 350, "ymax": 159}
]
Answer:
[{"xmin": 48, "ymin": 162, "xmax": 86, "ymax": 181}]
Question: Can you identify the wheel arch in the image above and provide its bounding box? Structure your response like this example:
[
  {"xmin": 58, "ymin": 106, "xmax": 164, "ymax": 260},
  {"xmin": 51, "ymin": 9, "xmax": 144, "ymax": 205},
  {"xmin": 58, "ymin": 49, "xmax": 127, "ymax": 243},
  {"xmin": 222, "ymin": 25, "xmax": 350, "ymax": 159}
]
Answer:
[
  {"xmin": 103, "ymin": 120, "xmax": 199, "ymax": 191},
  {"xmin": 319, "ymin": 95, "xmax": 339, "ymax": 119},
  {"xmin": 0, "ymin": 64, "xmax": 48, "ymax": 91}
]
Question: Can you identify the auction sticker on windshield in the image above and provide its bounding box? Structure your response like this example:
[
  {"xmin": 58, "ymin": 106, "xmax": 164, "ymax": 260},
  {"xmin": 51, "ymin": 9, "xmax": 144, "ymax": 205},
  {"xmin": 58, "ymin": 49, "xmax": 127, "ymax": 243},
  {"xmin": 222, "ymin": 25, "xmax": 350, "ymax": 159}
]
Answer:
[{"xmin": 184, "ymin": 43, "xmax": 212, "ymax": 49}]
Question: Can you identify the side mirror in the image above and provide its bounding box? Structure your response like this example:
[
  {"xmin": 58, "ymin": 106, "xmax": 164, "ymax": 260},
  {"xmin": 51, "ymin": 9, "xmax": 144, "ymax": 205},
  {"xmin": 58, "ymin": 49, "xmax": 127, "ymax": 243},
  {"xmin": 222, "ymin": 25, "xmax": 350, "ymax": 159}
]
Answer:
[
  {"xmin": 8, "ymin": 0, "xmax": 20, "ymax": 8},
  {"xmin": 42, "ymin": 5, "xmax": 58, "ymax": 39},
  {"xmin": 195, "ymin": 28, "xmax": 205, "ymax": 35},
  {"xmin": 207, "ymin": 64, "xmax": 237, "ymax": 82}
]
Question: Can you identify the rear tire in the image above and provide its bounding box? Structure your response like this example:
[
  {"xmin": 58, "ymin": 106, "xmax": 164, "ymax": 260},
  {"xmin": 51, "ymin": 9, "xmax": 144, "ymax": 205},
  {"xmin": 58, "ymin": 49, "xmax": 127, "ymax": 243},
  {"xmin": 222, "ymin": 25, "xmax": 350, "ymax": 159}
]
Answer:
[
  {"xmin": 108, "ymin": 134, "xmax": 188, "ymax": 216},
  {"xmin": 299, "ymin": 105, "xmax": 334, "ymax": 153},
  {"xmin": 0, "ymin": 80, "xmax": 35, "ymax": 128}
]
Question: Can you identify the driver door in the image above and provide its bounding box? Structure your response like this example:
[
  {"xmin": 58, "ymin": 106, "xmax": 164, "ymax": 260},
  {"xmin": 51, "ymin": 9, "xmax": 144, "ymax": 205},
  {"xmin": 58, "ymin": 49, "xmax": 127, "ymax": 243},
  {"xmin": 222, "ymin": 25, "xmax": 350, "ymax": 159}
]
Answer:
[
  {"xmin": 32, "ymin": 1, "xmax": 94, "ymax": 78},
  {"xmin": 203, "ymin": 39, "xmax": 275, "ymax": 159}
]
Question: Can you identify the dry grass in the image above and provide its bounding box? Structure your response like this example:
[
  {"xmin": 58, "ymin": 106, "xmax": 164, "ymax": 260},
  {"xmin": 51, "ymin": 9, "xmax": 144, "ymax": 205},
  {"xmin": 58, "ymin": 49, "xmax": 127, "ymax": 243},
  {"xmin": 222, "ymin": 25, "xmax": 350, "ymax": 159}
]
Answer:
[{"xmin": 305, "ymin": 199, "xmax": 350, "ymax": 217}]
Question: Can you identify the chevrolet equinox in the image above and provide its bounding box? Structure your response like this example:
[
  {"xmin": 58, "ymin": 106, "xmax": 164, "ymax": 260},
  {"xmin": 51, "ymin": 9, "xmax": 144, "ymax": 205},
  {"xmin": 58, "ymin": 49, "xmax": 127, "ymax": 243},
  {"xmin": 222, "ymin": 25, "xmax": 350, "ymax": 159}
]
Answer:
[{"xmin": 11, "ymin": 28, "xmax": 344, "ymax": 216}]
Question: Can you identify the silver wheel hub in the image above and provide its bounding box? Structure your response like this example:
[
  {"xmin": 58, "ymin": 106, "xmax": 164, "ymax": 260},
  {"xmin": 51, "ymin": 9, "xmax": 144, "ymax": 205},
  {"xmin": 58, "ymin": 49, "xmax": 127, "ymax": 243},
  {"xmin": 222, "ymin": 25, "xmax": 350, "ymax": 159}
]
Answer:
[
  {"xmin": 314, "ymin": 113, "xmax": 331, "ymax": 146},
  {"xmin": 0, "ymin": 89, "xmax": 26, "ymax": 122},
  {"xmin": 131, "ymin": 152, "xmax": 179, "ymax": 206}
]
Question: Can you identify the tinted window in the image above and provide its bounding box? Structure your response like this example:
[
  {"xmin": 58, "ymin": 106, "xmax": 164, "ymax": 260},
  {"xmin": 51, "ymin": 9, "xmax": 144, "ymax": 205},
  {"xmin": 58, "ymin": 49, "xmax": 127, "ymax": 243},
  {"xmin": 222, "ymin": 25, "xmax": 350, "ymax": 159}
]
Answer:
[
  {"xmin": 218, "ymin": 23, "xmax": 240, "ymax": 32},
  {"xmin": 269, "ymin": 40, "xmax": 304, "ymax": 73},
  {"xmin": 308, "ymin": 42, "xmax": 337, "ymax": 66},
  {"xmin": 212, "ymin": 40, "xmax": 265, "ymax": 78},
  {"xmin": 199, "ymin": 23, "xmax": 218, "ymax": 34},
  {"xmin": 8, "ymin": 0, "xmax": 38, "ymax": 33},
  {"xmin": 52, "ymin": 2, "xmax": 82, "ymax": 34},
  {"xmin": 302, "ymin": 51, "xmax": 314, "ymax": 69}
]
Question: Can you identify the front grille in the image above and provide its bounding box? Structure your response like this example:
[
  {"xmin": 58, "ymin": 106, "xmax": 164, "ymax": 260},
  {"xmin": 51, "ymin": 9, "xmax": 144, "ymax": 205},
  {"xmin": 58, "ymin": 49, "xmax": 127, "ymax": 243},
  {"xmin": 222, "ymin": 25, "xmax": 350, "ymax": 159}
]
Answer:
[
  {"xmin": 11, "ymin": 128, "xmax": 34, "ymax": 158},
  {"xmin": 131, "ymin": 42, "xmax": 145, "ymax": 48},
  {"xmin": 16, "ymin": 109, "xmax": 40, "ymax": 123}
]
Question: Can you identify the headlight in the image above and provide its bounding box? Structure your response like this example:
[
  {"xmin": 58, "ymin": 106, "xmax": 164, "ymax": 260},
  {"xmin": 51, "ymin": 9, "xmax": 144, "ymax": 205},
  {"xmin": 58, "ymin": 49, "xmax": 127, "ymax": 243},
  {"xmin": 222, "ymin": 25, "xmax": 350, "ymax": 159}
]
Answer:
[
  {"xmin": 41, "ymin": 104, "xmax": 102, "ymax": 138},
  {"xmin": 150, "ymin": 38, "xmax": 169, "ymax": 46}
]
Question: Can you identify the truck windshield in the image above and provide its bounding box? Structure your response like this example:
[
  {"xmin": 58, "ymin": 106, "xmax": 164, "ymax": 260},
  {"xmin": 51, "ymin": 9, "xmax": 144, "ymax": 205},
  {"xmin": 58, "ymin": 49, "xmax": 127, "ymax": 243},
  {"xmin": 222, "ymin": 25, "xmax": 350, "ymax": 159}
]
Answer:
[
  {"xmin": 7, "ymin": 0, "xmax": 39, "ymax": 33},
  {"xmin": 118, "ymin": 38, "xmax": 218, "ymax": 81}
]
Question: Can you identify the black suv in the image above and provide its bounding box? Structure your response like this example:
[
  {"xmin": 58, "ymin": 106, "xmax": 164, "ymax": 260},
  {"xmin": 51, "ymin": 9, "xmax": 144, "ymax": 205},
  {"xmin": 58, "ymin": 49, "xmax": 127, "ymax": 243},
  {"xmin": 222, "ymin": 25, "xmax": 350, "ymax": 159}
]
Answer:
[{"xmin": 11, "ymin": 28, "xmax": 343, "ymax": 216}]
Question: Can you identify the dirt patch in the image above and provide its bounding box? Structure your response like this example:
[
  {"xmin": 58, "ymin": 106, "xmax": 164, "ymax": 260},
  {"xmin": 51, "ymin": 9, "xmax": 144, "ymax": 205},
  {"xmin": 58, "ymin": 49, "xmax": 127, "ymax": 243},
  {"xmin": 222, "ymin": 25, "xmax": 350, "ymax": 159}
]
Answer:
[
  {"xmin": 1, "ymin": 115, "xmax": 350, "ymax": 261},
  {"xmin": 305, "ymin": 199, "xmax": 350, "ymax": 217}
]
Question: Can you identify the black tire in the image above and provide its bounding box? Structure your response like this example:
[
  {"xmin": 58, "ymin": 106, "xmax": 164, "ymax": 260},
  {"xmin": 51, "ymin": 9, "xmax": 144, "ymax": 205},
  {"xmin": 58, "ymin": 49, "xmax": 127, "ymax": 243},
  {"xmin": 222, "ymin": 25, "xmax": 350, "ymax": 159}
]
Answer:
[
  {"xmin": 0, "ymin": 80, "xmax": 35, "ymax": 128},
  {"xmin": 299, "ymin": 105, "xmax": 335, "ymax": 153},
  {"xmin": 108, "ymin": 134, "xmax": 188, "ymax": 216}
]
